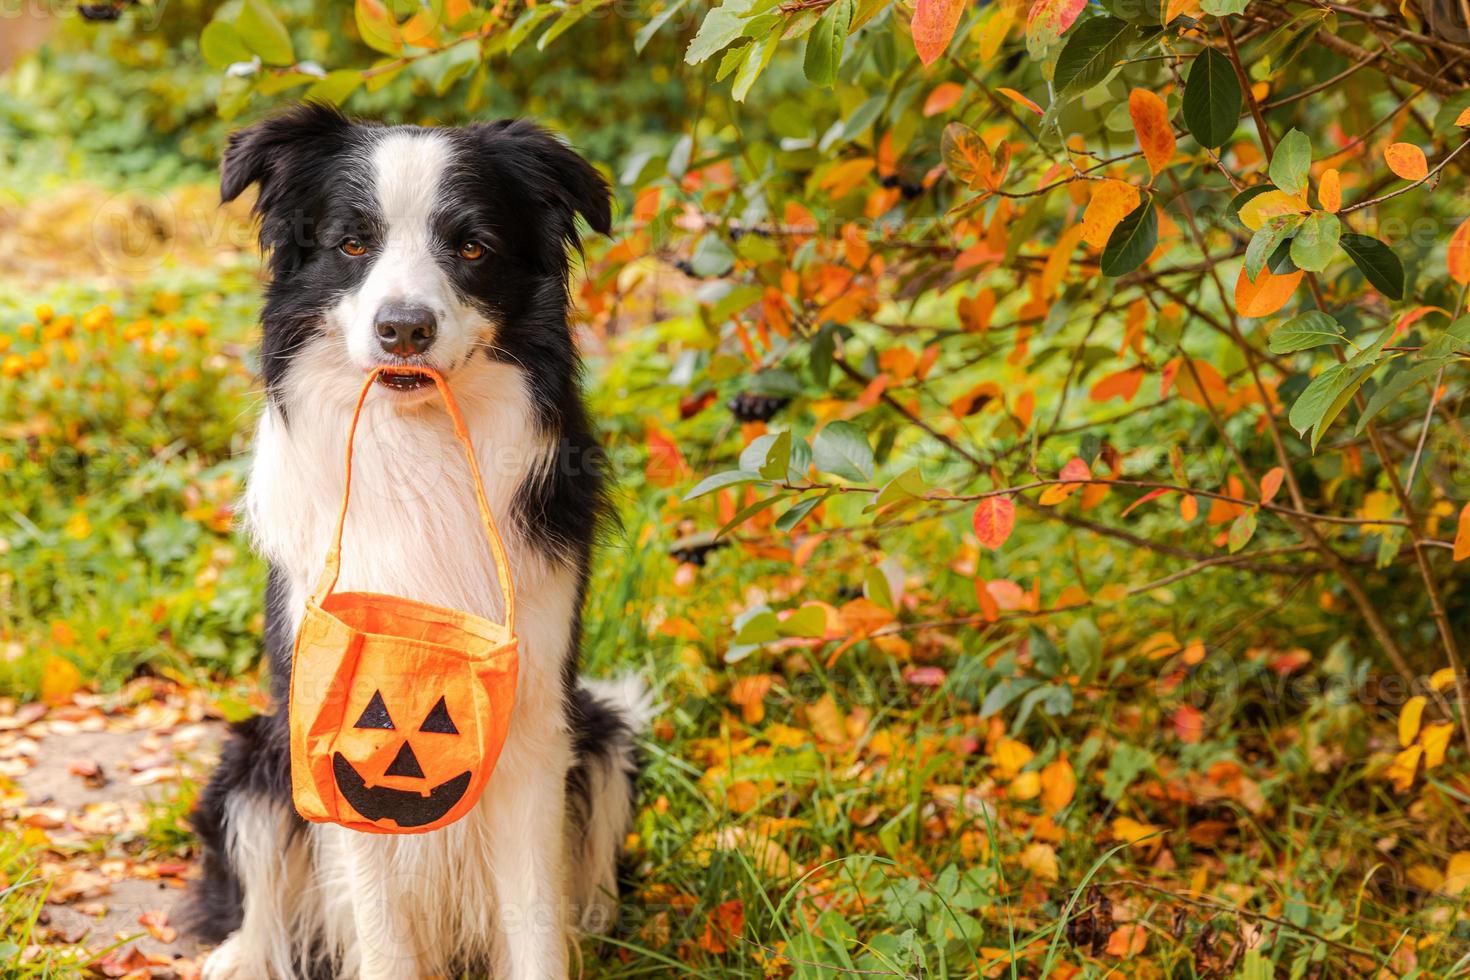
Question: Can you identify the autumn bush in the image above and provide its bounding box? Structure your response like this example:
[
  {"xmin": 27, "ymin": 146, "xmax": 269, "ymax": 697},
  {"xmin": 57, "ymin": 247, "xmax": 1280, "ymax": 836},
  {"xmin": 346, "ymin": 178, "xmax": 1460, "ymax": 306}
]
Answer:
[{"xmin": 5, "ymin": 0, "xmax": 1470, "ymax": 975}]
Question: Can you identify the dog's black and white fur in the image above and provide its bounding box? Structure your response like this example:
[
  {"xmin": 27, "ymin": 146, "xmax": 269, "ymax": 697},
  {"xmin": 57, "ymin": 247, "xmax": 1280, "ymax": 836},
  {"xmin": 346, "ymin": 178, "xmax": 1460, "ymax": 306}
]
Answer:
[{"xmin": 187, "ymin": 103, "xmax": 646, "ymax": 980}]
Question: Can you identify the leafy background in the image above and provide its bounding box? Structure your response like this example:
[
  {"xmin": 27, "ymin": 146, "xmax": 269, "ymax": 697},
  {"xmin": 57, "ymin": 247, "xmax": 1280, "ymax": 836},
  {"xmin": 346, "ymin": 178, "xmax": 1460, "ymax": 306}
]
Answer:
[{"xmin": 4, "ymin": 0, "xmax": 1470, "ymax": 976}]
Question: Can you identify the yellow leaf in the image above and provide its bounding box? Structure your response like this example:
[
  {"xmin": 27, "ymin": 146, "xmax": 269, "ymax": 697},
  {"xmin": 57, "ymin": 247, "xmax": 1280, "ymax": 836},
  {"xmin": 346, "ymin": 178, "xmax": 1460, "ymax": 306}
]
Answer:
[
  {"xmin": 40, "ymin": 656, "xmax": 81, "ymax": 707},
  {"xmin": 1445, "ymin": 852, "xmax": 1470, "ymax": 895},
  {"xmin": 1239, "ymin": 190, "xmax": 1308, "ymax": 232},
  {"xmin": 1318, "ymin": 168, "xmax": 1341, "ymax": 213},
  {"xmin": 1020, "ymin": 842, "xmax": 1059, "ymax": 882},
  {"xmin": 1399, "ymin": 695, "xmax": 1427, "ymax": 747},
  {"xmin": 1040, "ymin": 758, "xmax": 1076, "ymax": 812},
  {"xmin": 1129, "ymin": 89, "xmax": 1175, "ymax": 179},
  {"xmin": 1385, "ymin": 142, "xmax": 1429, "ymax": 181},
  {"xmin": 1387, "ymin": 744, "xmax": 1422, "ymax": 792},
  {"xmin": 1081, "ymin": 180, "xmax": 1141, "ymax": 248},
  {"xmin": 1009, "ymin": 770, "xmax": 1041, "ymax": 800},
  {"xmin": 1112, "ymin": 816, "xmax": 1162, "ymax": 852},
  {"xmin": 992, "ymin": 737, "xmax": 1034, "ymax": 778},
  {"xmin": 1422, "ymin": 722, "xmax": 1453, "ymax": 769},
  {"xmin": 1429, "ymin": 667, "xmax": 1458, "ymax": 692},
  {"xmin": 1407, "ymin": 863, "xmax": 1445, "ymax": 893},
  {"xmin": 1360, "ymin": 490, "xmax": 1397, "ymax": 535},
  {"xmin": 64, "ymin": 512, "xmax": 91, "ymax": 541}
]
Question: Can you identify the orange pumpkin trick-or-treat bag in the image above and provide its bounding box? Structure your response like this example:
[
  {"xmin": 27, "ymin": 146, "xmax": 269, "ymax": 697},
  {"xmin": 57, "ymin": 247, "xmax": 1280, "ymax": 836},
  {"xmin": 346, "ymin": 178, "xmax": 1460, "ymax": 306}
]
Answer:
[{"xmin": 289, "ymin": 366, "xmax": 518, "ymax": 835}]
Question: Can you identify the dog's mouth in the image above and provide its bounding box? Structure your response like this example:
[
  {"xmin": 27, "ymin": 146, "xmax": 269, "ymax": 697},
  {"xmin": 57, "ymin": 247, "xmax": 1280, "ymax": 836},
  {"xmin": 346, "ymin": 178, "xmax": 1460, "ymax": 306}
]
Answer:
[{"xmin": 376, "ymin": 369, "xmax": 436, "ymax": 392}]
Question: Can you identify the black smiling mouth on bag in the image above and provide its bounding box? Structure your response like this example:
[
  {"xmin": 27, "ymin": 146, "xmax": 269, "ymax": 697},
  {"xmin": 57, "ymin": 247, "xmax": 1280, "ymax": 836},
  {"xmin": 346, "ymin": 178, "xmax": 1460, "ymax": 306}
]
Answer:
[{"xmin": 332, "ymin": 752, "xmax": 471, "ymax": 828}]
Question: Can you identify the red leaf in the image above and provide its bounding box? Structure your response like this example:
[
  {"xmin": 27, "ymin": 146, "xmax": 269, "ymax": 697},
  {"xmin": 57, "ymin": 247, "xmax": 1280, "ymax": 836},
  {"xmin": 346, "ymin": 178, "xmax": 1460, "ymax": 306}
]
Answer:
[
  {"xmin": 912, "ymin": 0, "xmax": 968, "ymax": 66},
  {"xmin": 1058, "ymin": 457, "xmax": 1091, "ymax": 482},
  {"xmin": 973, "ymin": 496, "xmax": 1016, "ymax": 550},
  {"xmin": 1120, "ymin": 487, "xmax": 1171, "ymax": 517}
]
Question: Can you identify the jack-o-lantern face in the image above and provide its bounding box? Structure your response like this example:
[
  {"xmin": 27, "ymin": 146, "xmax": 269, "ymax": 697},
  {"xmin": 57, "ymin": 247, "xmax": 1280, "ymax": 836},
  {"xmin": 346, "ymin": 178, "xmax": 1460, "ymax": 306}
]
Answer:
[
  {"xmin": 327, "ymin": 687, "xmax": 476, "ymax": 834},
  {"xmin": 331, "ymin": 689, "xmax": 472, "ymax": 829}
]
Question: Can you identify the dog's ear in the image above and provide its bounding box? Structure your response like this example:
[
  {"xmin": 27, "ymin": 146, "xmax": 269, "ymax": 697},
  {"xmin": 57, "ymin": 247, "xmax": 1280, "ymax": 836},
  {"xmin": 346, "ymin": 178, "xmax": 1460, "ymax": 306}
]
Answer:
[
  {"xmin": 475, "ymin": 120, "xmax": 613, "ymax": 238},
  {"xmin": 221, "ymin": 102, "xmax": 353, "ymax": 210}
]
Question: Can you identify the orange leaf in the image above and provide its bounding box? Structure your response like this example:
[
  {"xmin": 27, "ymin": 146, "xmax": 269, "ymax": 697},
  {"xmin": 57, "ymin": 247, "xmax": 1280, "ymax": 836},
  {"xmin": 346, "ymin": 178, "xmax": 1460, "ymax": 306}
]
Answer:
[
  {"xmin": 1081, "ymin": 180, "xmax": 1141, "ymax": 248},
  {"xmin": 1235, "ymin": 266, "xmax": 1303, "ymax": 318},
  {"xmin": 912, "ymin": 0, "xmax": 968, "ymax": 66},
  {"xmin": 1089, "ymin": 366, "xmax": 1145, "ymax": 403},
  {"xmin": 1458, "ymin": 105, "xmax": 1470, "ymax": 128},
  {"xmin": 973, "ymin": 496, "xmax": 1016, "ymax": 550},
  {"xmin": 1106, "ymin": 924, "xmax": 1148, "ymax": 957},
  {"xmin": 1319, "ymin": 168, "xmax": 1341, "ymax": 213},
  {"xmin": 1385, "ymin": 142, "xmax": 1429, "ymax": 181},
  {"xmin": 1026, "ymin": 0, "xmax": 1088, "ymax": 47},
  {"xmin": 1449, "ymin": 216, "xmax": 1470, "ymax": 286},
  {"xmin": 923, "ymin": 81, "xmax": 965, "ymax": 116},
  {"xmin": 1260, "ymin": 467, "xmax": 1284, "ymax": 506},
  {"xmin": 1128, "ymin": 89, "xmax": 1175, "ymax": 178},
  {"xmin": 1180, "ymin": 494, "xmax": 1198, "ymax": 521},
  {"xmin": 996, "ymin": 87, "xmax": 1043, "ymax": 115},
  {"xmin": 698, "ymin": 899, "xmax": 745, "ymax": 954},
  {"xmin": 1040, "ymin": 758, "xmax": 1076, "ymax": 812},
  {"xmin": 974, "ymin": 578, "xmax": 1000, "ymax": 621},
  {"xmin": 1455, "ymin": 502, "xmax": 1470, "ymax": 561}
]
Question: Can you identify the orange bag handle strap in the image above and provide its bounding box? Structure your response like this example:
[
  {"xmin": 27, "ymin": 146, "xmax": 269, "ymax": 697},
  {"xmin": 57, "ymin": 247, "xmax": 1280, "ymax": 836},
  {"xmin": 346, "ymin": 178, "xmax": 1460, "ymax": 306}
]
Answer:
[{"xmin": 313, "ymin": 366, "xmax": 516, "ymax": 634}]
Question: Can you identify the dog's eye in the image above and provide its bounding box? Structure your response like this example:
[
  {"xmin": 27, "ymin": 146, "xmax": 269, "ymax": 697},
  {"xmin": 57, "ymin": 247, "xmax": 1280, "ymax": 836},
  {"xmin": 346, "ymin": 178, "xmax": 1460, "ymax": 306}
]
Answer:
[
  {"xmin": 458, "ymin": 241, "xmax": 486, "ymax": 261},
  {"xmin": 339, "ymin": 238, "xmax": 367, "ymax": 257}
]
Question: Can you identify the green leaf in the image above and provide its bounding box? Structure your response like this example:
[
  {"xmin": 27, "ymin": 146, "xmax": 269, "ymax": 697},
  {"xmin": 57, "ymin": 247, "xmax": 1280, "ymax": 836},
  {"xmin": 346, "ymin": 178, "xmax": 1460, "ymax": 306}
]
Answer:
[
  {"xmin": 717, "ymin": 494, "xmax": 784, "ymax": 539},
  {"xmin": 759, "ymin": 430, "xmax": 792, "ymax": 480},
  {"xmin": 1245, "ymin": 213, "xmax": 1303, "ymax": 281},
  {"xmin": 1339, "ymin": 233, "xmax": 1405, "ymax": 300},
  {"xmin": 802, "ymin": 0, "xmax": 852, "ymax": 87},
  {"xmin": 686, "ymin": 0, "xmax": 754, "ymax": 65},
  {"xmin": 1288, "ymin": 363, "xmax": 1348, "ymax": 435},
  {"xmin": 1267, "ymin": 311, "xmax": 1344, "ymax": 353},
  {"xmin": 685, "ymin": 469, "xmax": 762, "ymax": 500},
  {"xmin": 690, "ymin": 233, "xmax": 735, "ymax": 277},
  {"xmin": 731, "ymin": 32, "xmax": 779, "ymax": 101},
  {"xmin": 812, "ymin": 420, "xmax": 875, "ymax": 482},
  {"xmin": 1053, "ymin": 16, "xmax": 1138, "ymax": 96},
  {"xmin": 1356, "ymin": 359, "xmax": 1445, "ymax": 435},
  {"xmin": 201, "ymin": 20, "xmax": 252, "ymax": 69},
  {"xmin": 1312, "ymin": 361, "xmax": 1377, "ymax": 450},
  {"xmin": 1101, "ymin": 197, "xmax": 1157, "ymax": 277},
  {"xmin": 1183, "ymin": 47, "xmax": 1241, "ymax": 149},
  {"xmin": 1423, "ymin": 316, "xmax": 1470, "ymax": 357},
  {"xmin": 1227, "ymin": 509, "xmax": 1258, "ymax": 553},
  {"xmin": 774, "ymin": 492, "xmax": 826, "ymax": 532},
  {"xmin": 1200, "ymin": 0, "xmax": 1250, "ymax": 12},
  {"xmin": 235, "ymin": 0, "xmax": 295, "ymax": 66},
  {"xmin": 1270, "ymin": 128, "xmax": 1312, "ymax": 197},
  {"xmin": 1289, "ymin": 211, "xmax": 1339, "ymax": 273},
  {"xmin": 304, "ymin": 69, "xmax": 364, "ymax": 105}
]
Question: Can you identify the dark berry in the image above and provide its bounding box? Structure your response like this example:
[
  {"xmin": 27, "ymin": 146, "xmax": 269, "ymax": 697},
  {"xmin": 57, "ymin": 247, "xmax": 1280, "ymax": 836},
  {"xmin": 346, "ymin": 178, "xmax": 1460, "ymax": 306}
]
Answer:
[{"xmin": 728, "ymin": 392, "xmax": 789, "ymax": 423}]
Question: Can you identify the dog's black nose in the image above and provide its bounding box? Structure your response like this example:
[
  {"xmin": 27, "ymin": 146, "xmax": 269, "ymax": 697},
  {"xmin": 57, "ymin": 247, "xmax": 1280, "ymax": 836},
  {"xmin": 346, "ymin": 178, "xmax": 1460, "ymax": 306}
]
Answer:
[{"xmin": 374, "ymin": 304, "xmax": 437, "ymax": 357}]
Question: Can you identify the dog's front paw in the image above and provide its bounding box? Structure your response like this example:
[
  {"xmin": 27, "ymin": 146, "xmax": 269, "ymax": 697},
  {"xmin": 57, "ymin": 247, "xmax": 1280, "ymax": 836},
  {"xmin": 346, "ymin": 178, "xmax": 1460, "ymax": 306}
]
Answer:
[{"xmin": 200, "ymin": 936, "xmax": 251, "ymax": 980}]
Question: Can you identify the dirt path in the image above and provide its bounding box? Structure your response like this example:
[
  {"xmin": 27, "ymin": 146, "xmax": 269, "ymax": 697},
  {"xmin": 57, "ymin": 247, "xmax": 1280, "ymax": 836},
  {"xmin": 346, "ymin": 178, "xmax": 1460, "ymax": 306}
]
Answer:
[{"xmin": 2, "ymin": 682, "xmax": 228, "ymax": 978}]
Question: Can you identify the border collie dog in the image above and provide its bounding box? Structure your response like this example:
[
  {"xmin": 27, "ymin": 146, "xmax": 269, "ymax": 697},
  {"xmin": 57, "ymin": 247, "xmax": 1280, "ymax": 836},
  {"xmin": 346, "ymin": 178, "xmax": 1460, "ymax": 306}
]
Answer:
[{"xmin": 187, "ymin": 103, "xmax": 645, "ymax": 980}]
